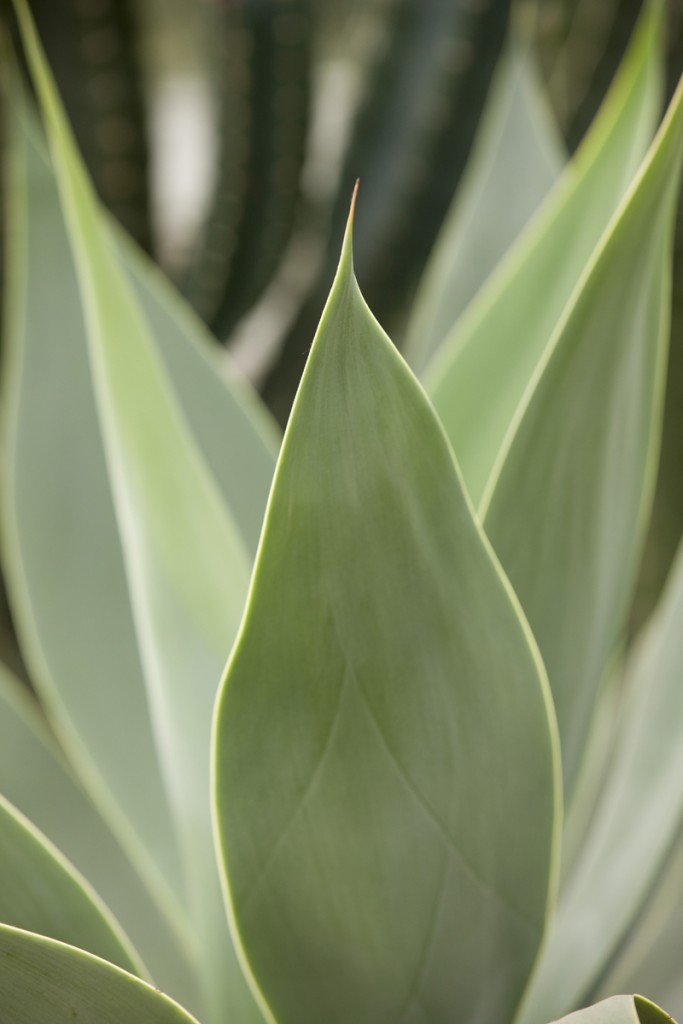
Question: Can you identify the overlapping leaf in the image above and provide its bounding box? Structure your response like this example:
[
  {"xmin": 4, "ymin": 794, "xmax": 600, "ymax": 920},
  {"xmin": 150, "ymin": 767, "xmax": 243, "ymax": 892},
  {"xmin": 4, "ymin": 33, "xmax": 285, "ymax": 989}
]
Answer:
[
  {"xmin": 550, "ymin": 996, "xmax": 676, "ymax": 1024},
  {"xmin": 0, "ymin": 664, "xmax": 200, "ymax": 1012},
  {"xmin": 482, "ymin": 71, "xmax": 683, "ymax": 800},
  {"xmin": 117, "ymin": 236, "xmax": 279, "ymax": 559},
  {"xmin": 2, "ymin": 94, "xmax": 184, "ymax": 917},
  {"xmin": 8, "ymin": 4, "xmax": 268, "ymax": 1020},
  {"xmin": 0, "ymin": 926, "xmax": 202, "ymax": 1024},
  {"xmin": 214, "ymin": 193, "xmax": 560, "ymax": 1024},
  {"xmin": 519, "ymin": 533, "xmax": 683, "ymax": 1022},
  {"xmin": 425, "ymin": 1, "xmax": 662, "ymax": 506},
  {"xmin": 404, "ymin": 42, "xmax": 565, "ymax": 370},
  {"xmin": 597, "ymin": 831, "xmax": 683, "ymax": 1020},
  {"xmin": 0, "ymin": 794, "xmax": 142, "ymax": 975}
]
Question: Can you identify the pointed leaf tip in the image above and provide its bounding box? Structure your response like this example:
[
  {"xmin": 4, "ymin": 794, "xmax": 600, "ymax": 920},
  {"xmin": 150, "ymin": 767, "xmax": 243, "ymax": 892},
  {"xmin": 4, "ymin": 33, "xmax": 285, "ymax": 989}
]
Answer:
[
  {"xmin": 339, "ymin": 181, "xmax": 359, "ymax": 272},
  {"xmin": 350, "ymin": 178, "xmax": 360, "ymax": 220},
  {"xmin": 214, "ymin": 155, "xmax": 559, "ymax": 1024}
]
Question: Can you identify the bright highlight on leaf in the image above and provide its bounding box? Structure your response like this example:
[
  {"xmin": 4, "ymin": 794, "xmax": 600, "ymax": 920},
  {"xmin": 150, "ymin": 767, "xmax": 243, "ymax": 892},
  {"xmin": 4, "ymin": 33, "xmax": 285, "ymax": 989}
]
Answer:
[{"xmin": 213, "ymin": 189, "xmax": 560, "ymax": 1024}]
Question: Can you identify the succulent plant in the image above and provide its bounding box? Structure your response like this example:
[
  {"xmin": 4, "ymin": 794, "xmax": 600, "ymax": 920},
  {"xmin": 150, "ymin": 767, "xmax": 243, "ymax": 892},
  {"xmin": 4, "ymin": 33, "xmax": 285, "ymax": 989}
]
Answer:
[{"xmin": 1, "ymin": 3, "xmax": 683, "ymax": 1024}]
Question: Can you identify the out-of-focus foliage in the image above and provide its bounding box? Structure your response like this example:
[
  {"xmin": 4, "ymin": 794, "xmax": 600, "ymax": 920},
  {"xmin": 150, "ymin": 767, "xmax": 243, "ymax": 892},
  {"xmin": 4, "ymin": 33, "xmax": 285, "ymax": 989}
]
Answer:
[{"xmin": 1, "ymin": 2, "xmax": 683, "ymax": 1024}]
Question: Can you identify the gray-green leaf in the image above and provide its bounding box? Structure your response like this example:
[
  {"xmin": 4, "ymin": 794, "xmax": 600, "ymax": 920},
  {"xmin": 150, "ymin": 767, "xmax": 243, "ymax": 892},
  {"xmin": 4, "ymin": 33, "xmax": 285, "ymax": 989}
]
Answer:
[
  {"xmin": 9, "ymin": 4, "xmax": 265, "ymax": 1019},
  {"xmin": 404, "ymin": 41, "xmax": 565, "ymax": 371},
  {"xmin": 0, "ymin": 925, "xmax": 201, "ymax": 1024},
  {"xmin": 425, "ymin": 1, "xmax": 662, "ymax": 507},
  {"xmin": 0, "ymin": 794, "xmax": 142, "ymax": 976},
  {"xmin": 0, "ymin": 664, "xmax": 201, "ymax": 1013},
  {"xmin": 520, "ymin": 531, "xmax": 683, "ymax": 1022},
  {"xmin": 213, "ymin": 192, "xmax": 560, "ymax": 1024},
  {"xmin": 482, "ymin": 71, "xmax": 683, "ymax": 801},
  {"xmin": 2, "ymin": 88, "xmax": 185, "ymax": 921}
]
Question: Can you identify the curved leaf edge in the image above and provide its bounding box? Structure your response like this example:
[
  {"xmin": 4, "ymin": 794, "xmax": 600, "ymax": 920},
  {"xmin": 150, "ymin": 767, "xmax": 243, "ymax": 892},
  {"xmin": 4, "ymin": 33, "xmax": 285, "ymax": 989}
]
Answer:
[
  {"xmin": 634, "ymin": 994, "xmax": 677, "ymax": 1024},
  {"xmin": 549, "ymin": 994, "xmax": 676, "ymax": 1024},
  {"xmin": 111, "ymin": 224, "xmax": 282, "ymax": 463},
  {"xmin": 0, "ymin": 75, "xmax": 196, "ymax": 963},
  {"xmin": 478, "ymin": 68, "xmax": 683, "ymax": 521},
  {"xmin": 211, "ymin": 184, "xmax": 564, "ymax": 1024},
  {"xmin": 15, "ymin": 96, "xmax": 281, "ymax": 478},
  {"xmin": 402, "ymin": 33, "xmax": 566, "ymax": 371},
  {"xmin": 0, "ymin": 924, "xmax": 203, "ymax": 1024},
  {"xmin": 422, "ymin": 0, "xmax": 662, "ymax": 398},
  {"xmin": 0, "ymin": 792, "xmax": 146, "ymax": 978}
]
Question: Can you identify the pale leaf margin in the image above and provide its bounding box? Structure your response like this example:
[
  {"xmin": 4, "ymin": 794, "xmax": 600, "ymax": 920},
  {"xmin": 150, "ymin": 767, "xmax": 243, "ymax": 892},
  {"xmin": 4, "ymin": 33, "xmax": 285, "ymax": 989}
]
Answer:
[
  {"xmin": 212, "ymin": 185, "xmax": 563, "ymax": 1024},
  {"xmin": 0, "ymin": 924, "xmax": 202, "ymax": 1024},
  {"xmin": 0, "ymin": 792, "xmax": 145, "ymax": 976}
]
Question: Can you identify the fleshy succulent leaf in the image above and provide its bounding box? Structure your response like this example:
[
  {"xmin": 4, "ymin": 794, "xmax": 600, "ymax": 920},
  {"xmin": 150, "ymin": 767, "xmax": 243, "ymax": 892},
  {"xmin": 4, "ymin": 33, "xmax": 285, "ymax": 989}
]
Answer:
[
  {"xmin": 519, "ymin": 526, "xmax": 683, "ymax": 1022},
  {"xmin": 0, "ymin": 925, "xmax": 202, "ymax": 1024},
  {"xmin": 547, "ymin": 995, "xmax": 677, "ymax": 1024},
  {"xmin": 0, "ymin": 663, "xmax": 200, "ymax": 1013},
  {"xmin": 425, "ymin": 0, "xmax": 662, "ymax": 507},
  {"xmin": 7, "ymin": 4, "xmax": 266, "ymax": 1020},
  {"xmin": 482, "ymin": 70, "xmax": 683, "ymax": 803},
  {"xmin": 2, "ymin": 86, "xmax": 185, "ymax": 920},
  {"xmin": 213, "ymin": 188, "xmax": 560, "ymax": 1024},
  {"xmin": 0, "ymin": 793, "xmax": 143, "ymax": 976},
  {"xmin": 405, "ymin": 40, "xmax": 565, "ymax": 371}
]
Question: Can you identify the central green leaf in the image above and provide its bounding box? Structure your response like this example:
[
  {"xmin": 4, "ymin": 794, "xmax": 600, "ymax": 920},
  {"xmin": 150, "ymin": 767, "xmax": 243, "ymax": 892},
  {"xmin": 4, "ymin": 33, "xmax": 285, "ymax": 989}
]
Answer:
[{"xmin": 214, "ymin": 192, "xmax": 560, "ymax": 1024}]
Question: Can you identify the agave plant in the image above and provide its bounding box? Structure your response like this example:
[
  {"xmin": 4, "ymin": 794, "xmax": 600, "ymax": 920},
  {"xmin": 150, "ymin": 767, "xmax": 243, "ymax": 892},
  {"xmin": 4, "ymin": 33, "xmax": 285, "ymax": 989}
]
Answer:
[{"xmin": 1, "ymin": 1, "xmax": 683, "ymax": 1023}]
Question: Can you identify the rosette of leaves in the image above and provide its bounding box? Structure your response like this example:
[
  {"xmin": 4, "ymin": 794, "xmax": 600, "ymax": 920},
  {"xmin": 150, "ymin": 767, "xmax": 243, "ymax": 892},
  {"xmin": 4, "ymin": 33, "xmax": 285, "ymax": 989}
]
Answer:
[{"xmin": 1, "ymin": 2, "xmax": 683, "ymax": 1024}]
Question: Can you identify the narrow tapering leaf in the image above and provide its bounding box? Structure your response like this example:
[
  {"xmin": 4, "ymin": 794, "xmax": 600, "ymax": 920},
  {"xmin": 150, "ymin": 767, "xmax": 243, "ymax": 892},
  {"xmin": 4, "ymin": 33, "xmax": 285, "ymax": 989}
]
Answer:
[
  {"xmin": 214, "ymin": 191, "xmax": 560, "ymax": 1024},
  {"xmin": 8, "ymin": 6, "xmax": 264, "ymax": 1020},
  {"xmin": 0, "ymin": 664, "xmax": 201, "ymax": 1013},
  {"xmin": 404, "ymin": 42, "xmax": 565, "ymax": 371},
  {"xmin": 118, "ymin": 235, "xmax": 279, "ymax": 558},
  {"xmin": 2, "ymin": 82, "xmax": 186, "ymax": 934},
  {"xmin": 483, "ymin": 73, "xmax": 683, "ymax": 801},
  {"xmin": 425, "ymin": 1, "xmax": 662, "ymax": 506},
  {"xmin": 597, "ymin": 833, "xmax": 683, "ymax": 1019},
  {"xmin": 519, "ymin": 531, "xmax": 683, "ymax": 1022}
]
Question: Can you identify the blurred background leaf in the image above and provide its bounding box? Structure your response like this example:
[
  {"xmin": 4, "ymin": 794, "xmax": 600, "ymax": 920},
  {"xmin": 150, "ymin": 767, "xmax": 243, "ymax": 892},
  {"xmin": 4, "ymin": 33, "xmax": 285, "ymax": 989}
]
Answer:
[
  {"xmin": 0, "ymin": 792, "xmax": 144, "ymax": 976},
  {"xmin": 1, "ymin": 3, "xmax": 683, "ymax": 1022},
  {"xmin": 0, "ymin": 0, "xmax": 680, "ymax": 513}
]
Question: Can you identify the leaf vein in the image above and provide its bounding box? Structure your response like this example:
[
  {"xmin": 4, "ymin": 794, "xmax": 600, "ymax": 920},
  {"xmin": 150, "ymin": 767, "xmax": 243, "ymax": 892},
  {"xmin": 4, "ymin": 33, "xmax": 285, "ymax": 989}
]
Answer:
[
  {"xmin": 239, "ymin": 672, "xmax": 348, "ymax": 914},
  {"xmin": 353, "ymin": 678, "xmax": 537, "ymax": 938}
]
